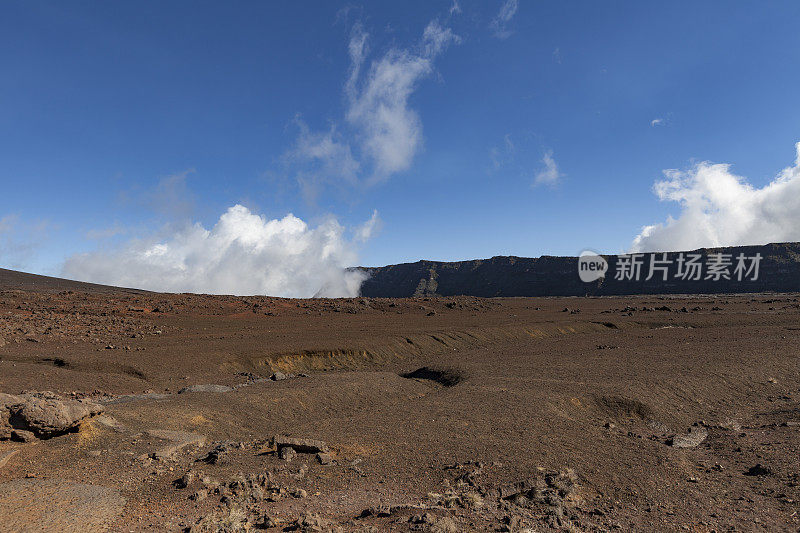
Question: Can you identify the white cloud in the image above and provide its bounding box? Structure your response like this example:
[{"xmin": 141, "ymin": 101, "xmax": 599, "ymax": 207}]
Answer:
[
  {"xmin": 650, "ymin": 118, "xmax": 664, "ymax": 127},
  {"xmin": 346, "ymin": 20, "xmax": 459, "ymax": 183},
  {"xmin": 345, "ymin": 23, "xmax": 369, "ymax": 97},
  {"xmin": 62, "ymin": 205, "xmax": 373, "ymax": 297},
  {"xmin": 533, "ymin": 150, "xmax": 562, "ymax": 187},
  {"xmin": 287, "ymin": 118, "xmax": 360, "ymax": 203},
  {"xmin": 346, "ymin": 51, "xmax": 430, "ymax": 181},
  {"xmin": 354, "ymin": 209, "xmax": 382, "ymax": 242},
  {"xmin": 290, "ymin": 16, "xmax": 460, "ymax": 192},
  {"xmin": 449, "ymin": 0, "xmax": 462, "ymax": 15},
  {"xmin": 422, "ymin": 20, "xmax": 461, "ymax": 57},
  {"xmin": 631, "ymin": 142, "xmax": 800, "ymax": 252},
  {"xmin": 490, "ymin": 0, "xmax": 519, "ymax": 39}
]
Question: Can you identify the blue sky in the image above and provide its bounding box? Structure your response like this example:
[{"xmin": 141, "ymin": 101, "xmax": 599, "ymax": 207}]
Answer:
[{"xmin": 2, "ymin": 1, "xmax": 800, "ymax": 295}]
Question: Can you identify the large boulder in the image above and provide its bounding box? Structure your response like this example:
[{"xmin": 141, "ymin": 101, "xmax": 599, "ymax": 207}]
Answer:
[{"xmin": 0, "ymin": 391, "xmax": 104, "ymax": 440}]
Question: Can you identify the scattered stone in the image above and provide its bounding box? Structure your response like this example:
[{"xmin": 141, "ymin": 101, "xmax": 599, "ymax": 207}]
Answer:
[
  {"xmin": 316, "ymin": 452, "xmax": 332, "ymax": 465},
  {"xmin": 178, "ymin": 384, "xmax": 234, "ymax": 394},
  {"xmin": 199, "ymin": 442, "xmax": 231, "ymax": 464},
  {"xmin": 270, "ymin": 372, "xmax": 287, "ymax": 381},
  {"xmin": 745, "ymin": 464, "xmax": 772, "ymax": 476},
  {"xmin": 174, "ymin": 471, "xmax": 196, "ymax": 489},
  {"xmin": 274, "ymin": 436, "xmax": 329, "ymax": 454},
  {"xmin": 291, "ymin": 488, "xmax": 308, "ymax": 498},
  {"xmin": 292, "ymin": 463, "xmax": 308, "ymax": 481},
  {"xmin": 494, "ymin": 478, "xmax": 537, "ymax": 500},
  {"xmin": 362, "ymin": 506, "xmax": 393, "ymax": 518},
  {"xmin": 294, "ymin": 512, "xmax": 329, "ymax": 532},
  {"xmin": 189, "ymin": 490, "xmax": 207, "ymax": 502},
  {"xmin": 279, "ymin": 446, "xmax": 297, "ymax": 462},
  {"xmin": 487, "ymin": 469, "xmax": 581, "ymax": 530},
  {"xmin": 669, "ymin": 426, "xmax": 708, "ymax": 448},
  {"xmin": 188, "ymin": 506, "xmax": 250, "ymax": 532},
  {"xmin": 0, "ymin": 391, "xmax": 104, "ymax": 440},
  {"xmin": 409, "ymin": 512, "xmax": 435, "ymax": 524}
]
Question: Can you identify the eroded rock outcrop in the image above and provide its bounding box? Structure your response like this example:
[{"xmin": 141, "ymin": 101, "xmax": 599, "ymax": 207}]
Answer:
[{"xmin": 0, "ymin": 391, "xmax": 104, "ymax": 440}]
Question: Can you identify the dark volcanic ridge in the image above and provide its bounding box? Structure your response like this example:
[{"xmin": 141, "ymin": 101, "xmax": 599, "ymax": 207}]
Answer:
[
  {"xmin": 3, "ymin": 241, "xmax": 800, "ymax": 299},
  {"xmin": 357, "ymin": 242, "xmax": 800, "ymax": 297}
]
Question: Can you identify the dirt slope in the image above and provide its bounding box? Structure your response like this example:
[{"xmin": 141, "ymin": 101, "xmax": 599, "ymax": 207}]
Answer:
[
  {"xmin": 0, "ymin": 283, "xmax": 798, "ymax": 531},
  {"xmin": 0, "ymin": 268, "xmax": 147, "ymax": 294}
]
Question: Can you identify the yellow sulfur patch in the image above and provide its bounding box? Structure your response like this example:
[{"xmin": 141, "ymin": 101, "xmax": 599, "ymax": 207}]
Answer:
[
  {"xmin": 189, "ymin": 414, "xmax": 211, "ymax": 426},
  {"xmin": 74, "ymin": 420, "xmax": 100, "ymax": 448}
]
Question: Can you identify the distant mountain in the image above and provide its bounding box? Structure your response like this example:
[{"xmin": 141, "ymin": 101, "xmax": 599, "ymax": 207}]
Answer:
[
  {"xmin": 357, "ymin": 243, "xmax": 800, "ymax": 297},
  {"xmin": 4, "ymin": 242, "xmax": 800, "ymax": 298}
]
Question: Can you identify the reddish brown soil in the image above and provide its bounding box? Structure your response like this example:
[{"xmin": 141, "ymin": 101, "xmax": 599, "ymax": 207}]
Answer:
[{"xmin": 0, "ymin": 271, "xmax": 798, "ymax": 531}]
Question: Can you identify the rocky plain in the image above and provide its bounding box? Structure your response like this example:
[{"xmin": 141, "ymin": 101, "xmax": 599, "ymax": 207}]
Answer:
[{"xmin": 0, "ymin": 269, "xmax": 798, "ymax": 531}]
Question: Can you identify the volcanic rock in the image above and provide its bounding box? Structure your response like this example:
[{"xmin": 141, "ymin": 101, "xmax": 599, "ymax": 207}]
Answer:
[
  {"xmin": 669, "ymin": 426, "xmax": 709, "ymax": 448},
  {"xmin": 0, "ymin": 391, "xmax": 104, "ymax": 440},
  {"xmin": 274, "ymin": 436, "xmax": 329, "ymax": 454}
]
